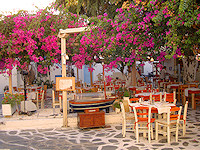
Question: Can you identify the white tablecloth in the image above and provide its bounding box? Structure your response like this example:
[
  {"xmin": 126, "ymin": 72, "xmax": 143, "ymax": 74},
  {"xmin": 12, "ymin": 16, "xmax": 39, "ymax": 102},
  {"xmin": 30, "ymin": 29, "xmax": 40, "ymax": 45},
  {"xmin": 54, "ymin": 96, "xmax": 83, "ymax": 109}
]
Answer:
[
  {"xmin": 167, "ymin": 84, "xmax": 181, "ymax": 89},
  {"xmin": 129, "ymin": 86, "xmax": 146, "ymax": 90},
  {"xmin": 135, "ymin": 92, "xmax": 165, "ymax": 98},
  {"xmin": 184, "ymin": 88, "xmax": 200, "ymax": 97},
  {"xmin": 129, "ymin": 101, "xmax": 175, "ymax": 114},
  {"xmin": 27, "ymin": 92, "xmax": 37, "ymax": 100}
]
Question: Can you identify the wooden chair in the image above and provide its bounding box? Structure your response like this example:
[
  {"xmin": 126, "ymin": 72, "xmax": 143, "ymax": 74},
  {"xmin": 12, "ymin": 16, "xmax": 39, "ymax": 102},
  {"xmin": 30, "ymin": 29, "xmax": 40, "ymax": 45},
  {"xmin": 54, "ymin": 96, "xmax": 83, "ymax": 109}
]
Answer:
[
  {"xmin": 179, "ymin": 84, "xmax": 189, "ymax": 103},
  {"xmin": 133, "ymin": 106, "xmax": 155, "ymax": 143},
  {"xmin": 18, "ymin": 87, "xmax": 24, "ymax": 92},
  {"xmin": 120, "ymin": 102, "xmax": 135, "ymax": 137},
  {"xmin": 139, "ymin": 95, "xmax": 149, "ymax": 101},
  {"xmin": 129, "ymin": 98, "xmax": 140, "ymax": 103},
  {"xmin": 32, "ymin": 90, "xmax": 44, "ymax": 109},
  {"xmin": 193, "ymin": 91, "xmax": 200, "ymax": 109},
  {"xmin": 189, "ymin": 84, "xmax": 198, "ymax": 88},
  {"xmin": 155, "ymin": 106, "xmax": 182, "ymax": 143},
  {"xmin": 52, "ymin": 90, "xmax": 62, "ymax": 114},
  {"xmin": 43, "ymin": 85, "xmax": 47, "ymax": 100},
  {"xmin": 128, "ymin": 98, "xmax": 140, "ymax": 112},
  {"xmin": 13, "ymin": 87, "xmax": 18, "ymax": 92},
  {"xmin": 179, "ymin": 101, "xmax": 188, "ymax": 136},
  {"xmin": 151, "ymin": 93, "xmax": 162, "ymax": 102},
  {"xmin": 135, "ymin": 89, "xmax": 147, "ymax": 94},
  {"xmin": 164, "ymin": 91, "xmax": 176, "ymax": 104}
]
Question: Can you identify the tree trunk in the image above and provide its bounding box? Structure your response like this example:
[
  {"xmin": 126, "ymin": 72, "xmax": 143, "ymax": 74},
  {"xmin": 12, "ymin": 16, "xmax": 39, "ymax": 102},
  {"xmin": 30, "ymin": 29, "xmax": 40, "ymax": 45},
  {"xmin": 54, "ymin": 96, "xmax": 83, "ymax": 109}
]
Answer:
[
  {"xmin": 182, "ymin": 56, "xmax": 198, "ymax": 82},
  {"xmin": 131, "ymin": 62, "xmax": 137, "ymax": 86},
  {"xmin": 89, "ymin": 63, "xmax": 93, "ymax": 86}
]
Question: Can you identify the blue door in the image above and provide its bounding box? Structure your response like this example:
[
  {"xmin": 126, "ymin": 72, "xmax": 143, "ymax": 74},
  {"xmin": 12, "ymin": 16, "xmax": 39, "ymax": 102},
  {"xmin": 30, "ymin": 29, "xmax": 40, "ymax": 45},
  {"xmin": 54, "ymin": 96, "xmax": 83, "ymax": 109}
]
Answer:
[{"xmin": 84, "ymin": 65, "xmax": 93, "ymax": 85}]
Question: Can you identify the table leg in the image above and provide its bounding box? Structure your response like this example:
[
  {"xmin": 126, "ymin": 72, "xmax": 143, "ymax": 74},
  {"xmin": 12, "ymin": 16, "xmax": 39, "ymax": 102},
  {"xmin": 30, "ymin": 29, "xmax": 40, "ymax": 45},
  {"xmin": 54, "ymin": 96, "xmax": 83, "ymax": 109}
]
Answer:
[
  {"xmin": 173, "ymin": 89, "xmax": 176, "ymax": 99},
  {"xmin": 178, "ymin": 87, "xmax": 180, "ymax": 103},
  {"xmin": 183, "ymin": 95, "xmax": 186, "ymax": 105},
  {"xmin": 192, "ymin": 93, "xmax": 195, "ymax": 109}
]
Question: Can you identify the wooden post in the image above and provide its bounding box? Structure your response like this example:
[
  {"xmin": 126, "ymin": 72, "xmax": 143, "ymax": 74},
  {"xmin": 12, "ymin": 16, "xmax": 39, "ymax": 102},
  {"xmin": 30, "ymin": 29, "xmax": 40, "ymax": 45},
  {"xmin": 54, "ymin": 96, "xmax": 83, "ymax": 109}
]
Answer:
[
  {"xmin": 61, "ymin": 37, "xmax": 68, "ymax": 127},
  {"xmin": 103, "ymin": 64, "xmax": 107, "ymax": 99},
  {"xmin": 132, "ymin": 62, "xmax": 137, "ymax": 86},
  {"xmin": 9, "ymin": 69, "xmax": 12, "ymax": 94},
  {"xmin": 89, "ymin": 63, "xmax": 93, "ymax": 87}
]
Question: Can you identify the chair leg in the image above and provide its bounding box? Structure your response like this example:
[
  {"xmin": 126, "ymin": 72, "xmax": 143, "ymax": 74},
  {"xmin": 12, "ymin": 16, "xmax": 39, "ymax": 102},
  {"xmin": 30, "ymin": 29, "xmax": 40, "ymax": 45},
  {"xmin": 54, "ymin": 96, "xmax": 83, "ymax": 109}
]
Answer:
[
  {"xmin": 183, "ymin": 123, "xmax": 186, "ymax": 136},
  {"xmin": 148, "ymin": 124, "xmax": 151, "ymax": 143},
  {"xmin": 167, "ymin": 126, "xmax": 170, "ymax": 144},
  {"xmin": 151, "ymin": 124, "xmax": 154, "ymax": 140},
  {"xmin": 122, "ymin": 121, "xmax": 125, "ymax": 137},
  {"xmin": 155, "ymin": 122, "xmax": 158, "ymax": 140},
  {"xmin": 176, "ymin": 125, "xmax": 179, "ymax": 142},
  {"xmin": 136, "ymin": 124, "xmax": 139, "ymax": 142},
  {"xmin": 41, "ymin": 100, "xmax": 44, "ymax": 109}
]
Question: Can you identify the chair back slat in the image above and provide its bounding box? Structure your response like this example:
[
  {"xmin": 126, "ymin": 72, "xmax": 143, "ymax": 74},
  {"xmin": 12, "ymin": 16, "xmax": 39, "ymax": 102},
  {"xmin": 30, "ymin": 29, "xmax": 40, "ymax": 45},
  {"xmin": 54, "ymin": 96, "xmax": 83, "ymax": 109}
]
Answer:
[
  {"xmin": 129, "ymin": 98, "xmax": 140, "ymax": 103},
  {"xmin": 167, "ymin": 106, "xmax": 182, "ymax": 123},
  {"xmin": 164, "ymin": 92, "xmax": 176, "ymax": 104}
]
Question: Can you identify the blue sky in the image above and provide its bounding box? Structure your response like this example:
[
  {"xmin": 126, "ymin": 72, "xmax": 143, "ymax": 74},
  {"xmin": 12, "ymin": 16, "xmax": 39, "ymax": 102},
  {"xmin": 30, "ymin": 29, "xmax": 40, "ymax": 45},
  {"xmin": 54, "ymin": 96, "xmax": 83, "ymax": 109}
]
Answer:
[{"xmin": 0, "ymin": 0, "xmax": 55, "ymax": 14}]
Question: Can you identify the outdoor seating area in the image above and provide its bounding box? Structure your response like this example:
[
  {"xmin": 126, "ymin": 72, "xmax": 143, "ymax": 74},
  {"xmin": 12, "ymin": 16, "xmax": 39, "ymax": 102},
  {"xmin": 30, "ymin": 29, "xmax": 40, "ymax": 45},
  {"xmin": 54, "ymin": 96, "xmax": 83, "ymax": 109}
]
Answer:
[
  {"xmin": 0, "ymin": 0, "xmax": 200, "ymax": 149},
  {"xmin": 1, "ymin": 79, "xmax": 200, "ymax": 144}
]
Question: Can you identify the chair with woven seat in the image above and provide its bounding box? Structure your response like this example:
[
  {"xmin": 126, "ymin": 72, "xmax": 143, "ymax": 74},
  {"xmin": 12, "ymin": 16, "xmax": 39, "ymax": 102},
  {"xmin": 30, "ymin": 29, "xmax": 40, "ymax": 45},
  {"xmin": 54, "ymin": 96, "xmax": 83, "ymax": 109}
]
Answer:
[
  {"xmin": 179, "ymin": 101, "xmax": 188, "ymax": 136},
  {"xmin": 133, "ymin": 106, "xmax": 155, "ymax": 143},
  {"xmin": 120, "ymin": 102, "xmax": 135, "ymax": 137},
  {"xmin": 155, "ymin": 106, "xmax": 182, "ymax": 143},
  {"xmin": 32, "ymin": 89, "xmax": 44, "ymax": 109},
  {"xmin": 52, "ymin": 90, "xmax": 62, "ymax": 114}
]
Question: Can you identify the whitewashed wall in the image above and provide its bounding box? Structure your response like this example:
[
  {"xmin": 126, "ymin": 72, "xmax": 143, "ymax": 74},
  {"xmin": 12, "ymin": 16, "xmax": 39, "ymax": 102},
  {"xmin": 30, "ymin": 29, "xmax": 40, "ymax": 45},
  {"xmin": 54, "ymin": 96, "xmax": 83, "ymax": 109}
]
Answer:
[
  {"xmin": 143, "ymin": 61, "xmax": 153, "ymax": 75},
  {"xmin": 0, "ymin": 67, "xmax": 18, "ymax": 94}
]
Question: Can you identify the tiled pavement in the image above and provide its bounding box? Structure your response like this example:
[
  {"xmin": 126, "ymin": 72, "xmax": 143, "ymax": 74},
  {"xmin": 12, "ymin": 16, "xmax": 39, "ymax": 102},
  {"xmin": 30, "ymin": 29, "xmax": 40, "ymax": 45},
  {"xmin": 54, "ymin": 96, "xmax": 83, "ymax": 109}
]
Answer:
[
  {"xmin": 0, "ymin": 107, "xmax": 200, "ymax": 149},
  {"xmin": 1, "ymin": 94, "xmax": 200, "ymax": 149}
]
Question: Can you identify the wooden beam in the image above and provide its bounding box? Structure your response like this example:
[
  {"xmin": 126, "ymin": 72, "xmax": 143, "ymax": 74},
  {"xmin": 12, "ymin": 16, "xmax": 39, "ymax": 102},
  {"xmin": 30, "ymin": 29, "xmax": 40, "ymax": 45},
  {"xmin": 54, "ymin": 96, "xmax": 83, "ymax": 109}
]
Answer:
[
  {"xmin": 58, "ymin": 27, "xmax": 92, "ymax": 38},
  {"xmin": 9, "ymin": 70, "xmax": 12, "ymax": 94},
  {"xmin": 61, "ymin": 37, "xmax": 68, "ymax": 127},
  {"xmin": 59, "ymin": 27, "xmax": 89, "ymax": 34}
]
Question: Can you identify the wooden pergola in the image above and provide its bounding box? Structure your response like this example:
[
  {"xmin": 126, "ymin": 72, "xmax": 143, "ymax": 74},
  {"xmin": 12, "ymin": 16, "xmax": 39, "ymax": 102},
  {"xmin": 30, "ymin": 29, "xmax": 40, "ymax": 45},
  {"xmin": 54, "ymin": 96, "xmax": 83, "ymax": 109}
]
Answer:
[{"xmin": 58, "ymin": 27, "xmax": 90, "ymax": 127}]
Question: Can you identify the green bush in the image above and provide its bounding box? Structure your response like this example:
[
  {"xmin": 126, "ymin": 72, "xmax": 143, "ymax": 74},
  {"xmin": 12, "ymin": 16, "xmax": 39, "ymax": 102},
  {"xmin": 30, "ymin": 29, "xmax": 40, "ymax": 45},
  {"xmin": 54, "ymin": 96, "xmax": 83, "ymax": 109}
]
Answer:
[{"xmin": 2, "ymin": 93, "xmax": 24, "ymax": 106}]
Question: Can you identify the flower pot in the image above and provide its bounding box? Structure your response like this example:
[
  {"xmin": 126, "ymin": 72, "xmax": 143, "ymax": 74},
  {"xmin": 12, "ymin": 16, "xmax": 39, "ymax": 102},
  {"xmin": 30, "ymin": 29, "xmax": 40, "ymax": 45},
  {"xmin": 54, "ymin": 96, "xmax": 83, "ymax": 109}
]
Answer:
[
  {"xmin": 123, "ymin": 97, "xmax": 130, "ymax": 112},
  {"xmin": 123, "ymin": 97, "xmax": 129, "ymax": 101},
  {"xmin": 2, "ymin": 104, "xmax": 16, "ymax": 116},
  {"xmin": 115, "ymin": 108, "xmax": 120, "ymax": 113}
]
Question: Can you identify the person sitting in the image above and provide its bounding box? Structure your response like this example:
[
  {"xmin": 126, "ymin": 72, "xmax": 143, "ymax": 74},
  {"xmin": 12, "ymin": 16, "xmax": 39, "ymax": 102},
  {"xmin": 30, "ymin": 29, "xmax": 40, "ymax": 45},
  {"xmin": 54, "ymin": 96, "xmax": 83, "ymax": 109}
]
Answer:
[{"xmin": 160, "ymin": 66, "xmax": 167, "ymax": 81}]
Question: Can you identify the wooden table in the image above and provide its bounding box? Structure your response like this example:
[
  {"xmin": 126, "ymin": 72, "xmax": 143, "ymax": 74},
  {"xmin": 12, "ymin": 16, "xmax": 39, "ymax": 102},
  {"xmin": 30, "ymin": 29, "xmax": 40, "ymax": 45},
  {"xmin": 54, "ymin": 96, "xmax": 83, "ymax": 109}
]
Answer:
[
  {"xmin": 184, "ymin": 88, "xmax": 200, "ymax": 109},
  {"xmin": 189, "ymin": 89, "xmax": 200, "ymax": 109}
]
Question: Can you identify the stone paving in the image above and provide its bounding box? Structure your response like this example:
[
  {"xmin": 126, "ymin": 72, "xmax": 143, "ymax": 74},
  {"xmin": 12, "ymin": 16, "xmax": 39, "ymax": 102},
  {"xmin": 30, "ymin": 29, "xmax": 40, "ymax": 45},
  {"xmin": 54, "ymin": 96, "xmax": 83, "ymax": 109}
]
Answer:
[
  {"xmin": 1, "ymin": 93, "xmax": 200, "ymax": 149},
  {"xmin": 0, "ymin": 106, "xmax": 200, "ymax": 150}
]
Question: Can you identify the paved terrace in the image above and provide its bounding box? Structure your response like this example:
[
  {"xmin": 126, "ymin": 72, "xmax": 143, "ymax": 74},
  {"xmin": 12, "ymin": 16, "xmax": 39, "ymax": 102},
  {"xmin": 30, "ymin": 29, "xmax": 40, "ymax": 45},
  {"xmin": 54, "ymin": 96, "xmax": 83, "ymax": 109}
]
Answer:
[{"xmin": 0, "ymin": 93, "xmax": 200, "ymax": 149}]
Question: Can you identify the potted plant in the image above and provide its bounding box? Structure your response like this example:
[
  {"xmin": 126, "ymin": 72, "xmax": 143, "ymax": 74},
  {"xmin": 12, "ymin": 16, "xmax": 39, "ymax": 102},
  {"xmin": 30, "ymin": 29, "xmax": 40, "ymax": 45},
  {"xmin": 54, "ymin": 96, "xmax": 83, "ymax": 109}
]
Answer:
[
  {"xmin": 113, "ymin": 99, "xmax": 122, "ymax": 113},
  {"xmin": 2, "ymin": 93, "xmax": 24, "ymax": 116},
  {"xmin": 123, "ymin": 90, "xmax": 130, "ymax": 100}
]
